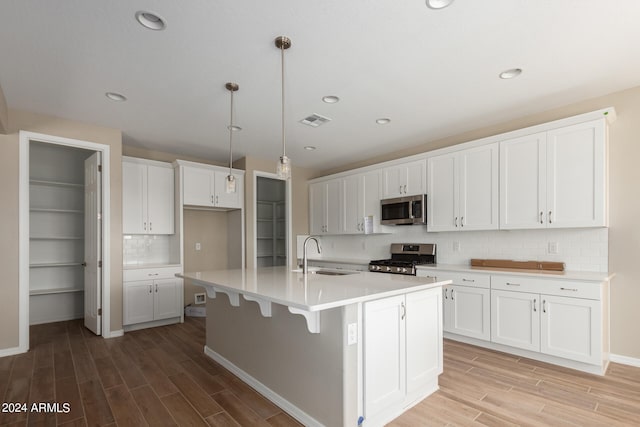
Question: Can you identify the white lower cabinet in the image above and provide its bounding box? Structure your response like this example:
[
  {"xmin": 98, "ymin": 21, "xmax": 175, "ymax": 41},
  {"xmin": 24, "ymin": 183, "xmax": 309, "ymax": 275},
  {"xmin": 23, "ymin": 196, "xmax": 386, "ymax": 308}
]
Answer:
[
  {"xmin": 363, "ymin": 287, "xmax": 442, "ymax": 425},
  {"xmin": 490, "ymin": 274, "xmax": 604, "ymax": 367},
  {"xmin": 445, "ymin": 285, "xmax": 491, "ymax": 341},
  {"xmin": 123, "ymin": 267, "xmax": 183, "ymax": 329}
]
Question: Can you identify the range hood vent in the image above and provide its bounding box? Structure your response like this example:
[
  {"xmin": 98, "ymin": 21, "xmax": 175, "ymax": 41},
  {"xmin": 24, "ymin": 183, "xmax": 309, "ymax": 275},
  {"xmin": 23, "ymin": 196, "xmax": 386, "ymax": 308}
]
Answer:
[{"xmin": 300, "ymin": 113, "xmax": 331, "ymax": 127}]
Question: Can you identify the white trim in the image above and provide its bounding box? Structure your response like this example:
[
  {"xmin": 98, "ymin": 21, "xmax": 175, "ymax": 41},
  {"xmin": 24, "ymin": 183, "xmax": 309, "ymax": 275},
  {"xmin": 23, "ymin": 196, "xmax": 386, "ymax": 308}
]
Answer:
[
  {"xmin": 106, "ymin": 329, "xmax": 125, "ymax": 338},
  {"xmin": 204, "ymin": 345, "xmax": 324, "ymax": 427},
  {"xmin": 18, "ymin": 131, "xmax": 112, "ymax": 352},
  {"xmin": 609, "ymin": 353, "xmax": 640, "ymax": 368},
  {"xmin": 253, "ymin": 171, "xmax": 292, "ymax": 268},
  {"xmin": 0, "ymin": 346, "xmax": 24, "ymax": 358}
]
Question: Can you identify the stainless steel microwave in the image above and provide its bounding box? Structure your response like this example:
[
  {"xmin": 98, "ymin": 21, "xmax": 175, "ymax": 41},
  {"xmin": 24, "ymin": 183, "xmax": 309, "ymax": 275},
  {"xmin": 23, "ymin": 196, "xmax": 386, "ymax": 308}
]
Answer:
[{"xmin": 380, "ymin": 194, "xmax": 427, "ymax": 225}]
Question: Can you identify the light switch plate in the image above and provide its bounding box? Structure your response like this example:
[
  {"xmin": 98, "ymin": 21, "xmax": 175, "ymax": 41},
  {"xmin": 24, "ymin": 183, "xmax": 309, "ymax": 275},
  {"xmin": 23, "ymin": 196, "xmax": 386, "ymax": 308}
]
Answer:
[
  {"xmin": 195, "ymin": 242, "xmax": 201, "ymax": 251},
  {"xmin": 548, "ymin": 241, "xmax": 559, "ymax": 254}
]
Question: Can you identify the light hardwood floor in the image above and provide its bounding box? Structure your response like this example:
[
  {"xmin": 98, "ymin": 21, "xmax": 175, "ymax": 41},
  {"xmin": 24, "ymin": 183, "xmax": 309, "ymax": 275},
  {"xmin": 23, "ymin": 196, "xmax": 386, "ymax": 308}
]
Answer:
[{"xmin": 2, "ymin": 318, "xmax": 639, "ymax": 426}]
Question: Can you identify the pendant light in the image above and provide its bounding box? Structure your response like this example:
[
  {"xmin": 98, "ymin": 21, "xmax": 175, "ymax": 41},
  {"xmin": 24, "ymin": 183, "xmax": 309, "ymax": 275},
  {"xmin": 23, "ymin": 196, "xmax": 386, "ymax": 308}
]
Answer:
[
  {"xmin": 275, "ymin": 36, "xmax": 292, "ymax": 180},
  {"xmin": 225, "ymin": 82, "xmax": 239, "ymax": 193}
]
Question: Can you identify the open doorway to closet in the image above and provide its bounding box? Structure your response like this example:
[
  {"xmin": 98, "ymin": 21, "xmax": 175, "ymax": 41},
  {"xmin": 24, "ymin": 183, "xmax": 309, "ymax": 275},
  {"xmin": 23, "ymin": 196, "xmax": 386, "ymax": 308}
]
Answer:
[
  {"xmin": 19, "ymin": 131, "xmax": 111, "ymax": 352},
  {"xmin": 255, "ymin": 174, "xmax": 289, "ymax": 267}
]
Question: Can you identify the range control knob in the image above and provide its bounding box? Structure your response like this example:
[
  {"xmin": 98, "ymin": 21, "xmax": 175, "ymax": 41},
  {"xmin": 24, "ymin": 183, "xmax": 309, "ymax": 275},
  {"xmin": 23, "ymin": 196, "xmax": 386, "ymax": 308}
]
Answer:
[
  {"xmin": 386, "ymin": 266, "xmax": 391, "ymax": 272},
  {"xmin": 401, "ymin": 267, "xmax": 408, "ymax": 273}
]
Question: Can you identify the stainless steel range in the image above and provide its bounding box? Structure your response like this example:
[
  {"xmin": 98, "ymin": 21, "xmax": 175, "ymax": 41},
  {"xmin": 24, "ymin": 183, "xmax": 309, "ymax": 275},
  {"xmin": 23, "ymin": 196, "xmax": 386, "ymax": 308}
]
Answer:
[{"xmin": 369, "ymin": 243, "xmax": 436, "ymax": 275}]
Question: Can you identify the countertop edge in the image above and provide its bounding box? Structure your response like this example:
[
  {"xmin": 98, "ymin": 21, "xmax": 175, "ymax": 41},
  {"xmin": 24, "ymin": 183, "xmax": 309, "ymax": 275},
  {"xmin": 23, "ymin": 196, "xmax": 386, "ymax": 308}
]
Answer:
[{"xmin": 416, "ymin": 264, "xmax": 614, "ymax": 282}]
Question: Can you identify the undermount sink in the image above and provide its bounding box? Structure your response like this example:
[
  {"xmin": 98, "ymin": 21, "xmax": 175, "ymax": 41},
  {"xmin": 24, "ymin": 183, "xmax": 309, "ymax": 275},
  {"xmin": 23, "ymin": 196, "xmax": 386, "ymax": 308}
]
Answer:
[
  {"xmin": 292, "ymin": 267, "xmax": 360, "ymax": 276},
  {"xmin": 313, "ymin": 270, "xmax": 359, "ymax": 276}
]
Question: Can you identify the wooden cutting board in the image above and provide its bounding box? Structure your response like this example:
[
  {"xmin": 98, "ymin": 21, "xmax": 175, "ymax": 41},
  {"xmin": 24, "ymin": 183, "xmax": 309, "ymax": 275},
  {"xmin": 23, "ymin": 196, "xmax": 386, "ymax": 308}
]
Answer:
[{"xmin": 470, "ymin": 259, "xmax": 565, "ymax": 271}]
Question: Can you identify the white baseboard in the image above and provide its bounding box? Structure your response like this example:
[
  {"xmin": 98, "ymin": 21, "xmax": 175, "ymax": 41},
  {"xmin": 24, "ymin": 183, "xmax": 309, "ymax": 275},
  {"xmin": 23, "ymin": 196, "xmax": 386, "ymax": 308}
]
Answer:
[
  {"xmin": 106, "ymin": 329, "xmax": 124, "ymax": 338},
  {"xmin": 609, "ymin": 353, "xmax": 640, "ymax": 368},
  {"xmin": 204, "ymin": 346, "xmax": 324, "ymax": 427},
  {"xmin": 0, "ymin": 346, "xmax": 27, "ymax": 358}
]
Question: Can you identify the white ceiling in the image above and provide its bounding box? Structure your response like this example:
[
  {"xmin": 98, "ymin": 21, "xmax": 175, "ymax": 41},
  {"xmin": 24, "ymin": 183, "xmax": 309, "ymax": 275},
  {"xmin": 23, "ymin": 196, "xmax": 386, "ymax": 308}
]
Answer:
[{"xmin": 2, "ymin": 1, "xmax": 639, "ymax": 171}]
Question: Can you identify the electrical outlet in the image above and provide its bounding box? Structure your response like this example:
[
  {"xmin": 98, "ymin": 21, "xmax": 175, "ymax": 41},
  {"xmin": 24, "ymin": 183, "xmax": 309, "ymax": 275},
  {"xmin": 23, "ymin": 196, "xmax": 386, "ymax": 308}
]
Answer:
[
  {"xmin": 195, "ymin": 242, "xmax": 201, "ymax": 251},
  {"xmin": 453, "ymin": 241, "xmax": 461, "ymax": 252},
  {"xmin": 347, "ymin": 323, "xmax": 358, "ymax": 345},
  {"xmin": 194, "ymin": 293, "xmax": 206, "ymax": 304},
  {"xmin": 548, "ymin": 241, "xmax": 559, "ymax": 254}
]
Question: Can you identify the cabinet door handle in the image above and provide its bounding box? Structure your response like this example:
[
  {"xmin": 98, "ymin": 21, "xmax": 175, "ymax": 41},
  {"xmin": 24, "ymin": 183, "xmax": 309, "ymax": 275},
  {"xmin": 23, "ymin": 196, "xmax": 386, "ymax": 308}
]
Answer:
[
  {"xmin": 148, "ymin": 285, "xmax": 152, "ymax": 294},
  {"xmin": 450, "ymin": 289, "xmax": 454, "ymax": 300},
  {"xmin": 462, "ymin": 278, "xmax": 475, "ymax": 283},
  {"xmin": 401, "ymin": 302, "xmax": 406, "ymax": 320},
  {"xmin": 149, "ymin": 222, "xmax": 152, "ymax": 231},
  {"xmin": 560, "ymin": 287, "xmax": 578, "ymax": 292},
  {"xmin": 506, "ymin": 282, "xmax": 520, "ymax": 286},
  {"xmin": 548, "ymin": 211, "xmax": 552, "ymax": 224},
  {"xmin": 143, "ymin": 222, "xmax": 147, "ymax": 231},
  {"xmin": 444, "ymin": 288, "xmax": 448, "ymax": 299},
  {"xmin": 540, "ymin": 211, "xmax": 544, "ymax": 224},
  {"xmin": 148, "ymin": 273, "xmax": 159, "ymax": 276},
  {"xmin": 533, "ymin": 298, "xmax": 537, "ymax": 312},
  {"xmin": 211, "ymin": 195, "xmax": 214, "ymax": 204},
  {"xmin": 543, "ymin": 300, "xmax": 547, "ymax": 313},
  {"xmin": 155, "ymin": 284, "xmax": 158, "ymax": 293},
  {"xmin": 403, "ymin": 184, "xmax": 407, "ymax": 194},
  {"xmin": 216, "ymin": 195, "xmax": 219, "ymax": 205},
  {"xmin": 454, "ymin": 217, "xmax": 458, "ymax": 227},
  {"xmin": 399, "ymin": 185, "xmax": 403, "ymax": 194},
  {"xmin": 460, "ymin": 216, "xmax": 464, "ymax": 227}
]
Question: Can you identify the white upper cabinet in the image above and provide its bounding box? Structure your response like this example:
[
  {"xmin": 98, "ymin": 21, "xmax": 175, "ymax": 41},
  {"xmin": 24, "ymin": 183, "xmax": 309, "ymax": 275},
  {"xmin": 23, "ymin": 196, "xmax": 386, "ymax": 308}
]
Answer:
[
  {"xmin": 122, "ymin": 158, "xmax": 174, "ymax": 235},
  {"xmin": 181, "ymin": 162, "xmax": 244, "ymax": 209},
  {"xmin": 382, "ymin": 160, "xmax": 426, "ymax": 198},
  {"xmin": 500, "ymin": 118, "xmax": 606, "ymax": 229},
  {"xmin": 343, "ymin": 170, "xmax": 381, "ymax": 234},
  {"xmin": 427, "ymin": 143, "xmax": 498, "ymax": 232},
  {"xmin": 309, "ymin": 179, "xmax": 342, "ymax": 234}
]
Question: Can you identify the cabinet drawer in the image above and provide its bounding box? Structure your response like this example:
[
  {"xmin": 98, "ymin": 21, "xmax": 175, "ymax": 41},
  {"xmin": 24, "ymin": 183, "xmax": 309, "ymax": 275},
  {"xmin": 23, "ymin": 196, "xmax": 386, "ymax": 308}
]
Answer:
[
  {"xmin": 123, "ymin": 266, "xmax": 182, "ymax": 282},
  {"xmin": 433, "ymin": 271, "xmax": 490, "ymax": 289},
  {"xmin": 491, "ymin": 275, "xmax": 601, "ymax": 300}
]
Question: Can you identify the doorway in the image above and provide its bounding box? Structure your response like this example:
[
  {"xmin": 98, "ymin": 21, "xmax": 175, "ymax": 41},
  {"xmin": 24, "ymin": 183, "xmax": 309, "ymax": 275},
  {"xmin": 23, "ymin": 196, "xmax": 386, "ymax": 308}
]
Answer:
[
  {"xmin": 19, "ymin": 131, "xmax": 111, "ymax": 352},
  {"xmin": 254, "ymin": 173, "xmax": 291, "ymax": 267}
]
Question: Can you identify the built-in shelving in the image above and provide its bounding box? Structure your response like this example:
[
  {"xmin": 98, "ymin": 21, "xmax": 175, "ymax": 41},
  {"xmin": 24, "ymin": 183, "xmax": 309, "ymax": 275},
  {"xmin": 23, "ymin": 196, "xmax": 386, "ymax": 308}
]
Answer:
[
  {"xmin": 29, "ymin": 141, "xmax": 90, "ymax": 325},
  {"xmin": 256, "ymin": 200, "xmax": 286, "ymax": 267}
]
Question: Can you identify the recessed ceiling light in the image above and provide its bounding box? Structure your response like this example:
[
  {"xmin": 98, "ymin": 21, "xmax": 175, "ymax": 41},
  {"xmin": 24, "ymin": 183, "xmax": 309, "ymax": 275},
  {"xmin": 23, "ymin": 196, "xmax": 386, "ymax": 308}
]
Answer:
[
  {"xmin": 135, "ymin": 11, "xmax": 166, "ymax": 31},
  {"xmin": 499, "ymin": 68, "xmax": 523, "ymax": 79},
  {"xmin": 304, "ymin": 146, "xmax": 317, "ymax": 151},
  {"xmin": 105, "ymin": 92, "xmax": 127, "ymax": 102},
  {"xmin": 227, "ymin": 125, "xmax": 242, "ymax": 132},
  {"xmin": 376, "ymin": 118, "xmax": 391, "ymax": 125},
  {"xmin": 426, "ymin": 0, "xmax": 454, "ymax": 9},
  {"xmin": 322, "ymin": 95, "xmax": 340, "ymax": 104}
]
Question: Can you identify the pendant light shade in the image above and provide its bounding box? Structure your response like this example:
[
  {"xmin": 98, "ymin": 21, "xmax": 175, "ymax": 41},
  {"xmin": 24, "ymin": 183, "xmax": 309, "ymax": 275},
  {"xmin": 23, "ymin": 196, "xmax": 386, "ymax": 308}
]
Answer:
[
  {"xmin": 225, "ymin": 82, "xmax": 239, "ymax": 193},
  {"xmin": 275, "ymin": 36, "xmax": 292, "ymax": 180}
]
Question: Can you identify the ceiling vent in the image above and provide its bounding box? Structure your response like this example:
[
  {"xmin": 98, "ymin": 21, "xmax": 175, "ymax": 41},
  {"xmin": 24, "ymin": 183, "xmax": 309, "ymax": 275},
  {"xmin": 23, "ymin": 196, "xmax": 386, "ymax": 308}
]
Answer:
[{"xmin": 300, "ymin": 113, "xmax": 331, "ymax": 127}]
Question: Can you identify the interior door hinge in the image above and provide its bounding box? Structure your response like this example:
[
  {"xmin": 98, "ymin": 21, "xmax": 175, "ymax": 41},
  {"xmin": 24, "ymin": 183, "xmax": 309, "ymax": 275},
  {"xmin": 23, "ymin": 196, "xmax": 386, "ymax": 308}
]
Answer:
[
  {"xmin": 98, "ymin": 308, "xmax": 102, "ymax": 316},
  {"xmin": 98, "ymin": 260, "xmax": 102, "ymax": 268},
  {"xmin": 98, "ymin": 164, "xmax": 102, "ymax": 172}
]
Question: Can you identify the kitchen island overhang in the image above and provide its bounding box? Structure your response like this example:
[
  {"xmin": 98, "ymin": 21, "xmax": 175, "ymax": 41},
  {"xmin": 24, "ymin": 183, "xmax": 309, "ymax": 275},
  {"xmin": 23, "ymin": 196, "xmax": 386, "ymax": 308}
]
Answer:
[{"xmin": 178, "ymin": 267, "xmax": 449, "ymax": 427}]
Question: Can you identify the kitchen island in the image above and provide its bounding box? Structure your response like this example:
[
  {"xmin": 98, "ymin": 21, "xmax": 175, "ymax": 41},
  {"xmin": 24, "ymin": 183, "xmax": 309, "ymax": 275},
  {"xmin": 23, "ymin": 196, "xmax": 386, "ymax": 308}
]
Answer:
[{"xmin": 178, "ymin": 266, "xmax": 449, "ymax": 427}]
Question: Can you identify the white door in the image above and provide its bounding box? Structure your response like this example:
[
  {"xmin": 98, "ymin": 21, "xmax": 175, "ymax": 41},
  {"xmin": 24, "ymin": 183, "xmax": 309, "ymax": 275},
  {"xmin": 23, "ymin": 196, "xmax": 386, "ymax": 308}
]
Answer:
[
  {"xmin": 491, "ymin": 290, "xmax": 540, "ymax": 351},
  {"xmin": 364, "ymin": 295, "xmax": 406, "ymax": 418},
  {"xmin": 84, "ymin": 152, "xmax": 102, "ymax": 335},
  {"xmin": 183, "ymin": 166, "xmax": 214, "ymax": 206},
  {"xmin": 147, "ymin": 165, "xmax": 174, "ymax": 234},
  {"xmin": 154, "ymin": 279, "xmax": 182, "ymax": 320},
  {"xmin": 343, "ymin": 175, "xmax": 360, "ymax": 233},
  {"xmin": 382, "ymin": 165, "xmax": 404, "ymax": 198},
  {"xmin": 546, "ymin": 119, "xmax": 606, "ymax": 228},
  {"xmin": 449, "ymin": 285, "xmax": 491, "ymax": 341},
  {"xmin": 122, "ymin": 161, "xmax": 147, "ymax": 234},
  {"xmin": 500, "ymin": 132, "xmax": 547, "ymax": 229},
  {"xmin": 459, "ymin": 144, "xmax": 499, "ymax": 231},
  {"xmin": 406, "ymin": 289, "xmax": 442, "ymax": 394},
  {"xmin": 427, "ymin": 153, "xmax": 457, "ymax": 232},
  {"xmin": 540, "ymin": 295, "xmax": 601, "ymax": 364},
  {"xmin": 123, "ymin": 281, "xmax": 154, "ymax": 325},
  {"xmin": 309, "ymin": 182, "xmax": 326, "ymax": 234},
  {"xmin": 404, "ymin": 160, "xmax": 426, "ymax": 196}
]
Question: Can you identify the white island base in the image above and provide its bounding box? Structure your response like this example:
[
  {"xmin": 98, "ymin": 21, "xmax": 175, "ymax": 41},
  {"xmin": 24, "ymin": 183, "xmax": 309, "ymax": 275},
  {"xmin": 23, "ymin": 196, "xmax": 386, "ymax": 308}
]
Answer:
[{"xmin": 179, "ymin": 267, "xmax": 448, "ymax": 427}]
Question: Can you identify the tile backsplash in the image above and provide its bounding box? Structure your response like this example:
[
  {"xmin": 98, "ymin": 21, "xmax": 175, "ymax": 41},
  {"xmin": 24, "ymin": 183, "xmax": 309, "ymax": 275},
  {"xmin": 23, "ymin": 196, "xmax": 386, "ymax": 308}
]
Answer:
[
  {"xmin": 123, "ymin": 235, "xmax": 173, "ymax": 266},
  {"xmin": 312, "ymin": 227, "xmax": 608, "ymax": 272}
]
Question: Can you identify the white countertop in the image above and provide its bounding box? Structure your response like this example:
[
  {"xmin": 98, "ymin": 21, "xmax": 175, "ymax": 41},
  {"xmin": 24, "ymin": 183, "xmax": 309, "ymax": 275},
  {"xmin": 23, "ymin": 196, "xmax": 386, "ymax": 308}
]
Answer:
[
  {"xmin": 178, "ymin": 266, "xmax": 448, "ymax": 312},
  {"xmin": 416, "ymin": 263, "xmax": 614, "ymax": 282}
]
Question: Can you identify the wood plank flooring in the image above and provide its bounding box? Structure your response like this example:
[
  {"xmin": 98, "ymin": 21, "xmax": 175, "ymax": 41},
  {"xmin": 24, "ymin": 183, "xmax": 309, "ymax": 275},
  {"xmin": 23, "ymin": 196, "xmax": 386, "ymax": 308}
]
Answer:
[
  {"xmin": 390, "ymin": 340, "xmax": 640, "ymax": 426},
  {"xmin": 1, "ymin": 318, "xmax": 301, "ymax": 427},
  {"xmin": 2, "ymin": 318, "xmax": 639, "ymax": 426}
]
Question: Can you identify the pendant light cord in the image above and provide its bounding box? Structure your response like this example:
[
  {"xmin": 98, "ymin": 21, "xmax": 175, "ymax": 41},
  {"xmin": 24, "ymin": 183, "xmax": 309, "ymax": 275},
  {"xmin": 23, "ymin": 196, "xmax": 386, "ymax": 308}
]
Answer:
[
  {"xmin": 281, "ymin": 42, "xmax": 286, "ymax": 158},
  {"xmin": 229, "ymin": 88, "xmax": 234, "ymax": 175}
]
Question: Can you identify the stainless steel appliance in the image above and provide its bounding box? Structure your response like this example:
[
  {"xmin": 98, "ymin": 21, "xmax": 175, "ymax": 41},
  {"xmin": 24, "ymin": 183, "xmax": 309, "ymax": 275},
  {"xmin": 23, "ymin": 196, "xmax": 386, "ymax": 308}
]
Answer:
[
  {"xmin": 380, "ymin": 194, "xmax": 427, "ymax": 225},
  {"xmin": 369, "ymin": 243, "xmax": 436, "ymax": 275}
]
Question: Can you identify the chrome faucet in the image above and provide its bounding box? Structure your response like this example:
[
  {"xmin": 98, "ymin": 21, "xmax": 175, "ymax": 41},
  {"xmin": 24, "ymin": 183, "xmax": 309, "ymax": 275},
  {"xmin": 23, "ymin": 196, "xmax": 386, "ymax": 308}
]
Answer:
[{"xmin": 302, "ymin": 236, "xmax": 321, "ymax": 274}]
